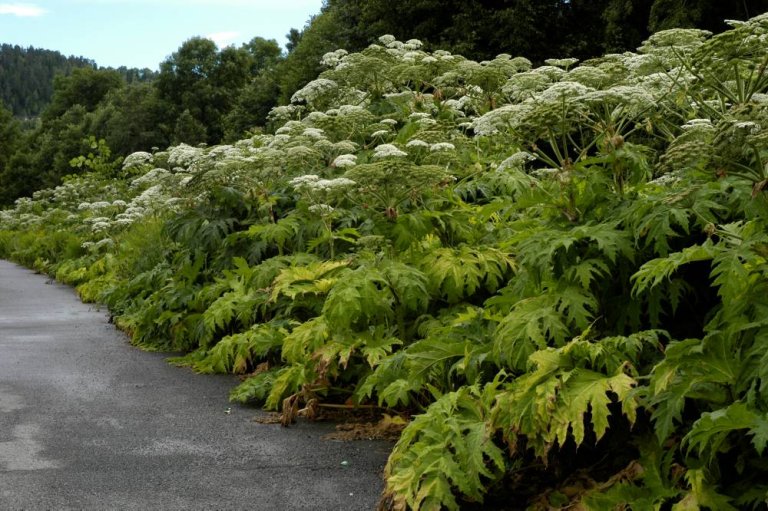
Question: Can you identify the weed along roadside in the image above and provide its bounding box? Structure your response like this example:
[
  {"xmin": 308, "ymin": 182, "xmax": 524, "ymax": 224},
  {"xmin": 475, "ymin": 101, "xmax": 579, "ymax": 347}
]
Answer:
[
  {"xmin": 0, "ymin": 259, "xmax": 390, "ymax": 510},
  {"xmin": 2, "ymin": 15, "xmax": 768, "ymax": 509}
]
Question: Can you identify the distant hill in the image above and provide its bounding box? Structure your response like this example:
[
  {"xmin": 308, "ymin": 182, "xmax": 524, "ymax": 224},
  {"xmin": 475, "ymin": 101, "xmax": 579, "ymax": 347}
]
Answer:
[{"xmin": 0, "ymin": 44, "xmax": 156, "ymax": 118}]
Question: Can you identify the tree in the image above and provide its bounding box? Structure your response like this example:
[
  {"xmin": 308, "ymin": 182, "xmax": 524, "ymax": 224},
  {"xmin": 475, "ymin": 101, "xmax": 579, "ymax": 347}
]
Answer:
[
  {"xmin": 285, "ymin": 28, "xmax": 303, "ymax": 53},
  {"xmin": 0, "ymin": 103, "xmax": 20, "ymax": 203},
  {"xmin": 649, "ymin": 0, "xmax": 768, "ymax": 32},
  {"xmin": 90, "ymin": 83, "xmax": 171, "ymax": 155},
  {"xmin": 223, "ymin": 72, "xmax": 281, "ymax": 140},
  {"xmin": 156, "ymin": 37, "xmax": 263, "ymax": 144},
  {"xmin": 43, "ymin": 67, "xmax": 123, "ymax": 120},
  {"xmin": 242, "ymin": 37, "xmax": 283, "ymax": 73},
  {"xmin": 172, "ymin": 109, "xmax": 207, "ymax": 145},
  {"xmin": 222, "ymin": 38, "xmax": 284, "ymax": 140}
]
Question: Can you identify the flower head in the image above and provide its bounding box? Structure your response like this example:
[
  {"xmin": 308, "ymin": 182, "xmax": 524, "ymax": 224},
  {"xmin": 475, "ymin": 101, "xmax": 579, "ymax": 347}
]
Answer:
[{"xmin": 373, "ymin": 144, "xmax": 408, "ymax": 159}]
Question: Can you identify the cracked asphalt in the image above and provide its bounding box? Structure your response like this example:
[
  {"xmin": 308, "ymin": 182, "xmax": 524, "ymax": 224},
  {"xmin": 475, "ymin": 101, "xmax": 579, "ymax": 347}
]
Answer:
[{"xmin": 0, "ymin": 260, "xmax": 391, "ymax": 510}]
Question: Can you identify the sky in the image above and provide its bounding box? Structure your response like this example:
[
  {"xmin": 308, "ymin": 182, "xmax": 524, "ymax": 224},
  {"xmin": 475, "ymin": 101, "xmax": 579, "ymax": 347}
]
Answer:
[{"xmin": 0, "ymin": 0, "xmax": 324, "ymax": 70}]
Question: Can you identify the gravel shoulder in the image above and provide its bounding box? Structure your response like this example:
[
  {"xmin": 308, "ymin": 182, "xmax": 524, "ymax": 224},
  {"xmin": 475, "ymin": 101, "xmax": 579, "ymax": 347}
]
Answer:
[{"xmin": 0, "ymin": 260, "xmax": 391, "ymax": 510}]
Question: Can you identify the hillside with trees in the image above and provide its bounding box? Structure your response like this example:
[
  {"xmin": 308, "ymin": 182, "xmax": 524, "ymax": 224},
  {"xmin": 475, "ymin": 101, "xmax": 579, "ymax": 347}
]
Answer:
[
  {"xmin": 0, "ymin": 44, "xmax": 94, "ymax": 118},
  {"xmin": 0, "ymin": 37, "xmax": 283, "ymax": 204},
  {"xmin": 0, "ymin": 44, "xmax": 156, "ymax": 119}
]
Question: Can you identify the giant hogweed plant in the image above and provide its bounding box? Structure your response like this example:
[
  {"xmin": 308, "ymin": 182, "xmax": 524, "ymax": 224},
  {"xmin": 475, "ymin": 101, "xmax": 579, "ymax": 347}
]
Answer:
[{"xmin": 2, "ymin": 15, "xmax": 768, "ymax": 509}]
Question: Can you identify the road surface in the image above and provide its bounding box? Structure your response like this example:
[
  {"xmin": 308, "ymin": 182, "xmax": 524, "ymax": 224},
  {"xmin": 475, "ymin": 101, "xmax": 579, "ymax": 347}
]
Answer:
[{"xmin": 0, "ymin": 260, "xmax": 390, "ymax": 510}]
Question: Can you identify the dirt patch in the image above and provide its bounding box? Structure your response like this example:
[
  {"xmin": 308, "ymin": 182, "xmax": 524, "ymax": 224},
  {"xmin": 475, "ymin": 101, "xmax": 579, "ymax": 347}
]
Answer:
[
  {"xmin": 322, "ymin": 414, "xmax": 407, "ymax": 442},
  {"xmin": 253, "ymin": 407, "xmax": 408, "ymax": 441},
  {"xmin": 253, "ymin": 413, "xmax": 283, "ymax": 425}
]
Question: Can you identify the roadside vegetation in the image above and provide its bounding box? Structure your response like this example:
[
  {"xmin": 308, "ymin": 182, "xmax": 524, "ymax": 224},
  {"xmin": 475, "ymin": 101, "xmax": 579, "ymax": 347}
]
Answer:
[{"xmin": 2, "ymin": 13, "xmax": 768, "ymax": 510}]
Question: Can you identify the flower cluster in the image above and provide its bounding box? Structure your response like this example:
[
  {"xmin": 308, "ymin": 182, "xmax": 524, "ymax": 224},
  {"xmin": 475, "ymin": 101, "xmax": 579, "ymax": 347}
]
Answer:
[
  {"xmin": 373, "ymin": 144, "xmax": 408, "ymax": 159},
  {"xmin": 333, "ymin": 154, "xmax": 357, "ymax": 168},
  {"xmin": 498, "ymin": 151, "xmax": 537, "ymax": 171},
  {"xmin": 168, "ymin": 144, "xmax": 204, "ymax": 169},
  {"xmin": 321, "ymin": 49, "xmax": 349, "ymax": 68},
  {"xmin": 122, "ymin": 151, "xmax": 153, "ymax": 170},
  {"xmin": 291, "ymin": 78, "xmax": 340, "ymax": 108}
]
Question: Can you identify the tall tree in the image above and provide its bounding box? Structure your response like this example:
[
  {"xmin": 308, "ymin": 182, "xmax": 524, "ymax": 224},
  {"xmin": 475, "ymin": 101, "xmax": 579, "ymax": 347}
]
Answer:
[
  {"xmin": 157, "ymin": 38, "xmax": 258, "ymax": 143},
  {"xmin": 89, "ymin": 83, "xmax": 171, "ymax": 155},
  {"xmin": 0, "ymin": 103, "xmax": 20, "ymax": 200},
  {"xmin": 223, "ymin": 38, "xmax": 284, "ymax": 140},
  {"xmin": 43, "ymin": 67, "xmax": 123, "ymax": 120}
]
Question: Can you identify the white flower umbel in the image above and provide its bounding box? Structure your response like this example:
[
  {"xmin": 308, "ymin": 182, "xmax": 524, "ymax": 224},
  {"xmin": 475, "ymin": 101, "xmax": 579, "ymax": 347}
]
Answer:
[
  {"xmin": 289, "ymin": 174, "xmax": 320, "ymax": 191},
  {"xmin": 472, "ymin": 103, "xmax": 535, "ymax": 136},
  {"xmin": 333, "ymin": 154, "xmax": 358, "ymax": 168},
  {"xmin": 333, "ymin": 141, "xmax": 359, "ymax": 154},
  {"xmin": 430, "ymin": 142, "xmax": 455, "ymax": 152},
  {"xmin": 122, "ymin": 151, "xmax": 153, "ymax": 170},
  {"xmin": 498, "ymin": 151, "xmax": 537, "ymax": 171},
  {"xmin": 649, "ymin": 172, "xmax": 682, "ymax": 186},
  {"xmin": 95, "ymin": 238, "xmax": 114, "ymax": 249},
  {"xmin": 309, "ymin": 204, "xmax": 335, "ymax": 215},
  {"xmin": 404, "ymin": 39, "xmax": 424, "ymax": 50},
  {"xmin": 168, "ymin": 144, "xmax": 204, "ymax": 169},
  {"xmin": 268, "ymin": 105, "xmax": 299, "ymax": 124},
  {"xmin": 291, "ymin": 78, "xmax": 339, "ymax": 105},
  {"xmin": 305, "ymin": 111, "xmax": 330, "ymax": 124},
  {"xmin": 315, "ymin": 178, "xmax": 356, "ymax": 191},
  {"xmin": 89, "ymin": 201, "xmax": 112, "ymax": 210},
  {"xmin": 734, "ymin": 121, "xmax": 762, "ymax": 134},
  {"xmin": 302, "ymin": 127, "xmax": 326, "ymax": 140},
  {"xmin": 566, "ymin": 66, "xmax": 610, "ymax": 88},
  {"xmin": 417, "ymin": 117, "xmax": 438, "ymax": 127},
  {"xmin": 378, "ymin": 35, "xmax": 397, "ymax": 46},
  {"xmin": 321, "ymin": 49, "xmax": 349, "ymax": 68},
  {"xmin": 681, "ymin": 118, "xmax": 713, "ymax": 130},
  {"xmin": 537, "ymin": 81, "xmax": 594, "ymax": 102},
  {"xmin": 582, "ymin": 86, "xmax": 655, "ymax": 114},
  {"xmin": 544, "ymin": 57, "xmax": 579, "ymax": 69},
  {"xmin": 275, "ymin": 120, "xmax": 305, "ymax": 135},
  {"xmin": 130, "ymin": 168, "xmax": 171, "ymax": 188},
  {"xmin": 403, "ymin": 51, "xmax": 423, "ymax": 62},
  {"xmin": 406, "ymin": 139, "xmax": 430, "ymax": 149},
  {"xmin": 373, "ymin": 144, "xmax": 408, "ymax": 159}
]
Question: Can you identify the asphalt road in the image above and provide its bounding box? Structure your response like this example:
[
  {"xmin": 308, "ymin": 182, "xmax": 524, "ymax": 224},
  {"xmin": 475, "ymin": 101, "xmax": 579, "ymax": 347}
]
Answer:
[{"xmin": 0, "ymin": 260, "xmax": 391, "ymax": 510}]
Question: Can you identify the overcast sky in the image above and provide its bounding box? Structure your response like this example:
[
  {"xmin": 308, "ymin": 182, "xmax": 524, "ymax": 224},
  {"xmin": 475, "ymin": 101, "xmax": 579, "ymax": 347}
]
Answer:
[{"xmin": 0, "ymin": 0, "xmax": 324, "ymax": 69}]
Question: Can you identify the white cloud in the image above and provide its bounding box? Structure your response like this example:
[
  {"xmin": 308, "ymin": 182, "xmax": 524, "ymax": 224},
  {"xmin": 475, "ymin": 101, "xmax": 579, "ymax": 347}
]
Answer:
[
  {"xmin": 0, "ymin": 3, "xmax": 46, "ymax": 16},
  {"xmin": 206, "ymin": 31, "xmax": 241, "ymax": 46}
]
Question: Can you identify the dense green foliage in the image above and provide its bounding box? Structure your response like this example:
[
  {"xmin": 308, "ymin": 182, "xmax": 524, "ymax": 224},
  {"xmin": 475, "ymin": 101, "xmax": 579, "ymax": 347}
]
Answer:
[
  {"xmin": 280, "ymin": 0, "xmax": 768, "ymax": 101},
  {"xmin": 4, "ymin": 15, "xmax": 768, "ymax": 508},
  {"xmin": 0, "ymin": 37, "xmax": 283, "ymax": 205},
  {"xmin": 0, "ymin": 44, "xmax": 155, "ymax": 118},
  {"xmin": 2, "ymin": 1, "xmax": 765, "ymax": 208},
  {"xmin": 0, "ymin": 44, "xmax": 94, "ymax": 118}
]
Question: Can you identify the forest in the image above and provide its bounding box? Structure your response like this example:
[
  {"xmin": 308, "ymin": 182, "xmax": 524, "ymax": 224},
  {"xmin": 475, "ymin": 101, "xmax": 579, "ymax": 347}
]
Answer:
[{"xmin": 2, "ymin": 1, "xmax": 768, "ymax": 509}]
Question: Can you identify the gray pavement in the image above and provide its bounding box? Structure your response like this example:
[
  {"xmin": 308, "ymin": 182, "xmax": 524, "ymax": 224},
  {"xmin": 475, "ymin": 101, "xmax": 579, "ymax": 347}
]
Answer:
[{"xmin": 0, "ymin": 260, "xmax": 391, "ymax": 510}]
